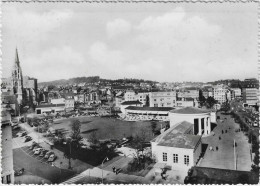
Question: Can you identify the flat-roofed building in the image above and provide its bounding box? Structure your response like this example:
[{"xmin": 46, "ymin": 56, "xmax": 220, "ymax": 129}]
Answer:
[
  {"xmin": 151, "ymin": 121, "xmax": 202, "ymax": 172},
  {"xmin": 1, "ymin": 111, "xmax": 14, "ymax": 184},
  {"xmin": 120, "ymin": 100, "xmax": 143, "ymax": 114},
  {"xmin": 35, "ymin": 104, "xmax": 65, "ymax": 114},
  {"xmin": 169, "ymin": 107, "xmax": 214, "ymax": 136},
  {"xmin": 149, "ymin": 91, "xmax": 177, "ymax": 107}
]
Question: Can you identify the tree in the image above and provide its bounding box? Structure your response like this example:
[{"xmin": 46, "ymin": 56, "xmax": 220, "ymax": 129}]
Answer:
[
  {"xmin": 89, "ymin": 131, "xmax": 98, "ymax": 144},
  {"xmin": 145, "ymin": 95, "xmax": 150, "ymax": 107},
  {"xmin": 198, "ymin": 90, "xmax": 206, "ymax": 107},
  {"xmin": 129, "ymin": 128, "xmax": 148, "ymax": 164},
  {"xmin": 206, "ymin": 96, "xmax": 217, "ymax": 109},
  {"xmin": 70, "ymin": 119, "xmax": 82, "ymax": 143},
  {"xmin": 221, "ymin": 101, "xmax": 231, "ymax": 113}
]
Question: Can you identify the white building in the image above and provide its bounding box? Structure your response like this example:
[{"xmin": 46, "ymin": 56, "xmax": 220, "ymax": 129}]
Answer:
[
  {"xmin": 149, "ymin": 91, "xmax": 177, "ymax": 107},
  {"xmin": 169, "ymin": 107, "xmax": 213, "ymax": 136},
  {"xmin": 151, "ymin": 121, "xmax": 202, "ymax": 172},
  {"xmin": 231, "ymin": 88, "xmax": 242, "ymax": 98},
  {"xmin": 35, "ymin": 104, "xmax": 65, "ymax": 114},
  {"xmin": 213, "ymin": 85, "xmax": 229, "ymax": 104},
  {"xmin": 1, "ymin": 111, "xmax": 14, "ymax": 184},
  {"xmin": 50, "ymin": 98, "xmax": 65, "ymax": 104}
]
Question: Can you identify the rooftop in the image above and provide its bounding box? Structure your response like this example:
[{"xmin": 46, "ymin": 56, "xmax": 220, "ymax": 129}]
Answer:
[
  {"xmin": 125, "ymin": 106, "xmax": 174, "ymax": 112},
  {"xmin": 36, "ymin": 104, "xmax": 65, "ymax": 108},
  {"xmin": 121, "ymin": 100, "xmax": 142, "ymax": 105},
  {"xmin": 170, "ymin": 107, "xmax": 210, "ymax": 114},
  {"xmin": 151, "ymin": 121, "xmax": 201, "ymax": 149}
]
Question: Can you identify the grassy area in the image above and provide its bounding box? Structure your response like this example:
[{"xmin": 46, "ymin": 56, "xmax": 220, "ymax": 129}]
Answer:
[{"xmin": 52, "ymin": 117, "xmax": 166, "ymax": 141}]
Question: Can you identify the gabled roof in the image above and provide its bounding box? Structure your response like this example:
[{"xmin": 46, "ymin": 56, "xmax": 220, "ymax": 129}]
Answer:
[
  {"xmin": 121, "ymin": 100, "xmax": 142, "ymax": 105},
  {"xmin": 151, "ymin": 121, "xmax": 201, "ymax": 149},
  {"xmin": 170, "ymin": 107, "xmax": 210, "ymax": 114}
]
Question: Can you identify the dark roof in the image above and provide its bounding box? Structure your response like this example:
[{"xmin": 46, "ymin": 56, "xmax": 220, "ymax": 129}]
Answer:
[
  {"xmin": 188, "ymin": 166, "xmax": 259, "ymax": 184},
  {"xmin": 112, "ymin": 86, "xmax": 133, "ymax": 90},
  {"xmin": 151, "ymin": 121, "xmax": 201, "ymax": 149},
  {"xmin": 170, "ymin": 107, "xmax": 210, "ymax": 114},
  {"xmin": 121, "ymin": 101, "xmax": 142, "ymax": 105},
  {"xmin": 36, "ymin": 104, "xmax": 65, "ymax": 108},
  {"xmin": 125, "ymin": 106, "xmax": 173, "ymax": 112}
]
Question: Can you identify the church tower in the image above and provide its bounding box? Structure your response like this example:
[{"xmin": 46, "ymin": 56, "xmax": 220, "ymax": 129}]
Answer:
[{"xmin": 12, "ymin": 48, "xmax": 23, "ymax": 104}]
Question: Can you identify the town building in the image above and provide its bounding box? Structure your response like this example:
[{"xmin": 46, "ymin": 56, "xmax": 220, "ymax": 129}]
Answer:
[
  {"xmin": 176, "ymin": 97, "xmax": 196, "ymax": 107},
  {"xmin": 242, "ymin": 78, "xmax": 259, "ymax": 106},
  {"xmin": 169, "ymin": 107, "xmax": 213, "ymax": 136},
  {"xmin": 149, "ymin": 91, "xmax": 177, "ymax": 107},
  {"xmin": 124, "ymin": 106, "xmax": 173, "ymax": 121},
  {"xmin": 1, "ymin": 92, "xmax": 19, "ymax": 116},
  {"xmin": 151, "ymin": 121, "xmax": 202, "ymax": 172},
  {"xmin": 231, "ymin": 88, "xmax": 242, "ymax": 98},
  {"xmin": 35, "ymin": 104, "xmax": 65, "ymax": 114},
  {"xmin": 64, "ymin": 93, "xmax": 75, "ymax": 111},
  {"xmin": 1, "ymin": 111, "xmax": 14, "ymax": 184},
  {"xmin": 213, "ymin": 85, "xmax": 230, "ymax": 104}
]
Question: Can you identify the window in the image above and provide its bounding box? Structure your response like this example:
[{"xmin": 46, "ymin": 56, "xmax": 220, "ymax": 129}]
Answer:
[
  {"xmin": 154, "ymin": 99, "xmax": 157, "ymax": 101},
  {"xmin": 173, "ymin": 154, "xmax": 178, "ymax": 163},
  {"xmin": 2, "ymin": 177, "xmax": 4, "ymax": 184},
  {"xmin": 184, "ymin": 155, "xmax": 189, "ymax": 165},
  {"xmin": 163, "ymin": 153, "xmax": 167, "ymax": 162},
  {"xmin": 6, "ymin": 174, "xmax": 11, "ymax": 184}
]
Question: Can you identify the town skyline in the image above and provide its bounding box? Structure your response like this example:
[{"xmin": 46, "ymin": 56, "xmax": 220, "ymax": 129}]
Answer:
[{"xmin": 2, "ymin": 3, "xmax": 258, "ymax": 82}]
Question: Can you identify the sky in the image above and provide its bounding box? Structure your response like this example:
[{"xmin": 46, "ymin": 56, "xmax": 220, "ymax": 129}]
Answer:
[{"xmin": 2, "ymin": 3, "xmax": 258, "ymax": 83}]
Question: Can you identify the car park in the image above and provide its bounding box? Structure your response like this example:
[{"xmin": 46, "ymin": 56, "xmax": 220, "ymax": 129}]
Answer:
[
  {"xmin": 44, "ymin": 151, "xmax": 54, "ymax": 159},
  {"xmin": 48, "ymin": 154, "xmax": 57, "ymax": 162}
]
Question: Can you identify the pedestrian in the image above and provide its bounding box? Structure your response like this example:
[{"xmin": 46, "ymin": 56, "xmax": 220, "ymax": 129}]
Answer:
[
  {"xmin": 225, "ymin": 130, "xmax": 227, "ymax": 133},
  {"xmin": 219, "ymin": 136, "xmax": 221, "ymax": 140},
  {"xmin": 216, "ymin": 146, "xmax": 218, "ymax": 151},
  {"xmin": 222, "ymin": 130, "xmax": 224, "ymax": 134}
]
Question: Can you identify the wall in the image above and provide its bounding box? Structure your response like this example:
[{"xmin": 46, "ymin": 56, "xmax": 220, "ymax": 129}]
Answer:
[
  {"xmin": 1, "ymin": 124, "xmax": 14, "ymax": 184},
  {"xmin": 151, "ymin": 143, "xmax": 195, "ymax": 171}
]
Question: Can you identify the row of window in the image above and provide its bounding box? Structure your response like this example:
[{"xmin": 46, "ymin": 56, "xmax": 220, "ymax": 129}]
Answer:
[
  {"xmin": 1, "ymin": 174, "xmax": 11, "ymax": 184},
  {"xmin": 162, "ymin": 153, "xmax": 190, "ymax": 165}
]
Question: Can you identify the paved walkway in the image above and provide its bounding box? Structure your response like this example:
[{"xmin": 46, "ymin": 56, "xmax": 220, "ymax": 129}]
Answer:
[{"xmin": 199, "ymin": 113, "xmax": 252, "ymax": 171}]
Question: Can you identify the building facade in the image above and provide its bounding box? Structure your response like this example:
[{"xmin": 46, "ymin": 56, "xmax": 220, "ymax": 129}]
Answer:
[
  {"xmin": 151, "ymin": 121, "xmax": 202, "ymax": 172},
  {"xmin": 1, "ymin": 111, "xmax": 15, "ymax": 184},
  {"xmin": 149, "ymin": 91, "xmax": 177, "ymax": 107}
]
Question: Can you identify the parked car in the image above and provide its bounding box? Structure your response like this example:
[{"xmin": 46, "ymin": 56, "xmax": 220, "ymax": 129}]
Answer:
[
  {"xmin": 21, "ymin": 132, "xmax": 27, "ymax": 137},
  {"xmin": 16, "ymin": 131, "xmax": 26, "ymax": 137},
  {"xmin": 24, "ymin": 136, "xmax": 32, "ymax": 142},
  {"xmin": 48, "ymin": 154, "xmax": 57, "ymax": 162},
  {"xmin": 44, "ymin": 151, "xmax": 54, "ymax": 159},
  {"xmin": 34, "ymin": 148, "xmax": 43, "ymax": 155},
  {"xmin": 39, "ymin": 149, "xmax": 48, "ymax": 157},
  {"xmin": 30, "ymin": 142, "xmax": 38, "ymax": 150},
  {"xmin": 14, "ymin": 168, "xmax": 25, "ymax": 176},
  {"xmin": 33, "ymin": 147, "xmax": 42, "ymax": 152}
]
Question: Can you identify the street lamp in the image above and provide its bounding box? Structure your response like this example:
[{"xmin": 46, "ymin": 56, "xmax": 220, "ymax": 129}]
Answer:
[{"xmin": 101, "ymin": 157, "xmax": 109, "ymax": 184}]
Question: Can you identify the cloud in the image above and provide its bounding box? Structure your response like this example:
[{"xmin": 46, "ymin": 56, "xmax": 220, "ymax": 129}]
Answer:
[
  {"xmin": 4, "ymin": 7, "xmax": 73, "ymax": 41},
  {"xmin": 24, "ymin": 46, "xmax": 85, "ymax": 81},
  {"xmin": 106, "ymin": 19, "xmax": 132, "ymax": 38}
]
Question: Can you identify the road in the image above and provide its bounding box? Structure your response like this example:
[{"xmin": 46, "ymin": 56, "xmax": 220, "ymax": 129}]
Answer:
[{"xmin": 199, "ymin": 112, "xmax": 252, "ymax": 171}]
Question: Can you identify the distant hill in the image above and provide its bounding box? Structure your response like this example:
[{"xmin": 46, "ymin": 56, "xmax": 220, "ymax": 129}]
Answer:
[{"xmin": 39, "ymin": 76, "xmax": 100, "ymax": 86}]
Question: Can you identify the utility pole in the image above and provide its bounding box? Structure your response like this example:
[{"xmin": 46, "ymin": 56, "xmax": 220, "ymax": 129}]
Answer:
[{"xmin": 234, "ymin": 139, "xmax": 237, "ymax": 170}]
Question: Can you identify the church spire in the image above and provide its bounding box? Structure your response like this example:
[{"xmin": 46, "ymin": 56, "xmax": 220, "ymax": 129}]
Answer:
[{"xmin": 15, "ymin": 47, "xmax": 20, "ymax": 66}]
